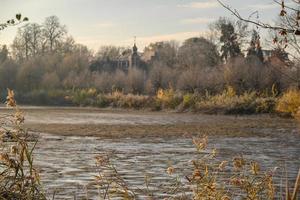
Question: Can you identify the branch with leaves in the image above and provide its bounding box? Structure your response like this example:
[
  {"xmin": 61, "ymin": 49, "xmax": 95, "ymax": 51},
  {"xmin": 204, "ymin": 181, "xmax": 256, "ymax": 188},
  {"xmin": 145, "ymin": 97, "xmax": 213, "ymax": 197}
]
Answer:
[
  {"xmin": 217, "ymin": 0, "xmax": 300, "ymax": 36},
  {"xmin": 0, "ymin": 14, "xmax": 28, "ymax": 31}
]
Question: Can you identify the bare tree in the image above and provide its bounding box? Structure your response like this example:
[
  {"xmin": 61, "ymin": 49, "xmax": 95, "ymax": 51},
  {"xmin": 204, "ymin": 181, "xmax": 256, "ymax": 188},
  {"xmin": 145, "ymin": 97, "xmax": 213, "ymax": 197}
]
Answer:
[
  {"xmin": 178, "ymin": 37, "xmax": 220, "ymax": 67},
  {"xmin": 127, "ymin": 67, "xmax": 144, "ymax": 94},
  {"xmin": 12, "ymin": 26, "xmax": 31, "ymax": 60},
  {"xmin": 218, "ymin": 0, "xmax": 300, "ymax": 86},
  {"xmin": 0, "ymin": 60, "xmax": 19, "ymax": 90},
  {"xmin": 12, "ymin": 23, "xmax": 44, "ymax": 59},
  {"xmin": 27, "ymin": 23, "xmax": 43, "ymax": 56},
  {"xmin": 43, "ymin": 16, "xmax": 67, "ymax": 53},
  {"xmin": 0, "ymin": 45, "xmax": 9, "ymax": 63},
  {"xmin": 96, "ymin": 46, "xmax": 126, "ymax": 60},
  {"xmin": 144, "ymin": 41, "xmax": 179, "ymax": 68}
]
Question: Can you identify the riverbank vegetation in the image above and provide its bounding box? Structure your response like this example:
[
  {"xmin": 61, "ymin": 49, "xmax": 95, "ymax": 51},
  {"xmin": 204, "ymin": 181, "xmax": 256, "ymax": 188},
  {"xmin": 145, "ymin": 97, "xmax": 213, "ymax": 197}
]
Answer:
[
  {"xmin": 1, "ymin": 16, "xmax": 300, "ymax": 117},
  {"xmin": 12, "ymin": 86, "xmax": 300, "ymax": 117},
  {"xmin": 0, "ymin": 90, "xmax": 45, "ymax": 199}
]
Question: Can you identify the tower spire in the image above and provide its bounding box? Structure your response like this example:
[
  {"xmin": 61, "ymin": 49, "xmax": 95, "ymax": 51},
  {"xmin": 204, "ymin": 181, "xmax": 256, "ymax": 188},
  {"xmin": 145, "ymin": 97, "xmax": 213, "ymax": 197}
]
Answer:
[
  {"xmin": 132, "ymin": 36, "xmax": 138, "ymax": 54},
  {"xmin": 131, "ymin": 36, "xmax": 139, "ymax": 68}
]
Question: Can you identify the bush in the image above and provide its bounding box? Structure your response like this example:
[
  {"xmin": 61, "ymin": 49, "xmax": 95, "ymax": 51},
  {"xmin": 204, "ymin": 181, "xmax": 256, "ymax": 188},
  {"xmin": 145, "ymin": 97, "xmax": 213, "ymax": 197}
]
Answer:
[
  {"xmin": 104, "ymin": 91, "xmax": 153, "ymax": 109},
  {"xmin": 195, "ymin": 87, "xmax": 276, "ymax": 114},
  {"xmin": 71, "ymin": 88, "xmax": 98, "ymax": 106},
  {"xmin": 276, "ymin": 89, "xmax": 300, "ymax": 117},
  {"xmin": 95, "ymin": 94, "xmax": 110, "ymax": 107},
  {"xmin": 181, "ymin": 93, "xmax": 201, "ymax": 110},
  {"xmin": 15, "ymin": 89, "xmax": 73, "ymax": 106},
  {"xmin": 182, "ymin": 93, "xmax": 194, "ymax": 108},
  {"xmin": 119, "ymin": 94, "xmax": 150, "ymax": 109},
  {"xmin": 156, "ymin": 88, "xmax": 182, "ymax": 109},
  {"xmin": 255, "ymin": 97, "xmax": 276, "ymax": 114}
]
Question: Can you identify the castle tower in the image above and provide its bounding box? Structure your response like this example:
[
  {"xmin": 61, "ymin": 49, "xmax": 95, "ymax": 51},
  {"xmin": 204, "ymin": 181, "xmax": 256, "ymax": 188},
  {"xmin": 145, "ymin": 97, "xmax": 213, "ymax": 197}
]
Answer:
[{"xmin": 131, "ymin": 36, "xmax": 139, "ymax": 68}]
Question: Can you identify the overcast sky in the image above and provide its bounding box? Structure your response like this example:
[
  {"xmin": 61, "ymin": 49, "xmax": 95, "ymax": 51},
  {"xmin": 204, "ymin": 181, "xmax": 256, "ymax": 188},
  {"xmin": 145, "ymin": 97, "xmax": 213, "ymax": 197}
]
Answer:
[{"xmin": 0, "ymin": 0, "xmax": 285, "ymax": 51}]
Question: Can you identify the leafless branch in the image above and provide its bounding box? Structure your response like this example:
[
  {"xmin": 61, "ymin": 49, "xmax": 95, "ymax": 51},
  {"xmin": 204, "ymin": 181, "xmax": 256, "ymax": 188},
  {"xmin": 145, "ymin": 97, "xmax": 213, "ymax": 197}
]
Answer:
[
  {"xmin": 273, "ymin": 0, "xmax": 299, "ymax": 12},
  {"xmin": 217, "ymin": 0, "xmax": 300, "ymax": 35}
]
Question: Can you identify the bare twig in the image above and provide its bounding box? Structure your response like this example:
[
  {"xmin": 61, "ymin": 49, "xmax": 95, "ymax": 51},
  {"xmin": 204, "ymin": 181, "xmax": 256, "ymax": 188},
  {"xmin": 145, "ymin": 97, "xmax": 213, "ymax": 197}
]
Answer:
[{"xmin": 217, "ymin": 0, "xmax": 300, "ymax": 35}]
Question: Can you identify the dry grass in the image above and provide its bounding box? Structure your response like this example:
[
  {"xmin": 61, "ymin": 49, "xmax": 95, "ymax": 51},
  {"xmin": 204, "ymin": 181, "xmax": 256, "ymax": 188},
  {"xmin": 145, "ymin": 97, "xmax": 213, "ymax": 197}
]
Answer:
[
  {"xmin": 0, "ymin": 89, "xmax": 45, "ymax": 199},
  {"xmin": 105, "ymin": 91, "xmax": 151, "ymax": 109},
  {"xmin": 195, "ymin": 87, "xmax": 276, "ymax": 114},
  {"xmin": 276, "ymin": 89, "xmax": 300, "ymax": 117},
  {"xmin": 90, "ymin": 136, "xmax": 300, "ymax": 200},
  {"xmin": 18, "ymin": 87, "xmax": 282, "ymax": 116},
  {"xmin": 156, "ymin": 88, "xmax": 182, "ymax": 109}
]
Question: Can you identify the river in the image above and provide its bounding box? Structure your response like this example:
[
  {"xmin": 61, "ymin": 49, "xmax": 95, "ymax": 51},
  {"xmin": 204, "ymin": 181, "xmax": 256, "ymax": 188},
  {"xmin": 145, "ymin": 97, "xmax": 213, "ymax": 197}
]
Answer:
[{"xmin": 1, "ymin": 107, "xmax": 300, "ymax": 199}]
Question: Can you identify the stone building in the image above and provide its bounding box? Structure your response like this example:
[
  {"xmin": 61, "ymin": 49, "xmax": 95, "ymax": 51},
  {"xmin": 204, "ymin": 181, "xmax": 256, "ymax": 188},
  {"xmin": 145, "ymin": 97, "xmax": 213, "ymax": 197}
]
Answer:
[
  {"xmin": 116, "ymin": 40, "xmax": 146, "ymax": 71},
  {"xmin": 90, "ymin": 39, "xmax": 151, "ymax": 73}
]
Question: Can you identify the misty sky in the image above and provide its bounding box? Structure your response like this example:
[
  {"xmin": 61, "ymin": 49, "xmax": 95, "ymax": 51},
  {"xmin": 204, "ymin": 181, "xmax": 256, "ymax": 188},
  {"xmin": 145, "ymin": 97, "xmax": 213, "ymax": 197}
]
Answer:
[{"xmin": 0, "ymin": 0, "xmax": 284, "ymax": 51}]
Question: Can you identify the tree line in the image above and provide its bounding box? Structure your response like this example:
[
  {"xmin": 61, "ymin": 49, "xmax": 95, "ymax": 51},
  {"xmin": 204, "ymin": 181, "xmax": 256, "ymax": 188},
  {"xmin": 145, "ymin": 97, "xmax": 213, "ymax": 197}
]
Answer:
[{"xmin": 0, "ymin": 15, "xmax": 298, "ymax": 103}]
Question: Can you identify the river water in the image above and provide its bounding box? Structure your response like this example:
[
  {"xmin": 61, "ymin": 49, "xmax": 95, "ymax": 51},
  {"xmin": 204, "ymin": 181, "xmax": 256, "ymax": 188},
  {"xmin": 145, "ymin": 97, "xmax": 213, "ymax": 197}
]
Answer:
[{"xmin": 1, "ymin": 107, "xmax": 300, "ymax": 199}]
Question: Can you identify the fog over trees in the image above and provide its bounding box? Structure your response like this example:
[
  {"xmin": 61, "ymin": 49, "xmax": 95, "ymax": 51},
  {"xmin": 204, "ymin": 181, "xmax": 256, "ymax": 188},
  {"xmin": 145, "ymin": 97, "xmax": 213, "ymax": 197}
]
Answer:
[{"xmin": 0, "ymin": 15, "xmax": 298, "ymax": 103}]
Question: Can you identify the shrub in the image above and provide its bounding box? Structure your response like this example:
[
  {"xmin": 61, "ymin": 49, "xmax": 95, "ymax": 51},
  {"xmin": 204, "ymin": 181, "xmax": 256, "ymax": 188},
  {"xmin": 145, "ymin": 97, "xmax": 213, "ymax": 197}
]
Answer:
[
  {"xmin": 15, "ymin": 89, "xmax": 72, "ymax": 106},
  {"xmin": 95, "ymin": 94, "xmax": 110, "ymax": 107},
  {"xmin": 47, "ymin": 90, "xmax": 73, "ymax": 105},
  {"xmin": 182, "ymin": 93, "xmax": 194, "ymax": 108},
  {"xmin": 195, "ymin": 87, "xmax": 276, "ymax": 114},
  {"xmin": 156, "ymin": 88, "xmax": 182, "ymax": 109},
  {"xmin": 71, "ymin": 88, "xmax": 98, "ymax": 106},
  {"xmin": 115, "ymin": 94, "xmax": 150, "ymax": 109},
  {"xmin": 195, "ymin": 86, "xmax": 237, "ymax": 114},
  {"xmin": 181, "ymin": 93, "xmax": 201, "ymax": 110},
  {"xmin": 126, "ymin": 68, "xmax": 145, "ymax": 94},
  {"xmin": 104, "ymin": 91, "xmax": 153, "ymax": 109},
  {"xmin": 255, "ymin": 97, "xmax": 276, "ymax": 114},
  {"xmin": 223, "ymin": 57, "xmax": 280, "ymax": 93},
  {"xmin": 276, "ymin": 89, "xmax": 300, "ymax": 117},
  {"xmin": 105, "ymin": 90, "xmax": 125, "ymax": 107}
]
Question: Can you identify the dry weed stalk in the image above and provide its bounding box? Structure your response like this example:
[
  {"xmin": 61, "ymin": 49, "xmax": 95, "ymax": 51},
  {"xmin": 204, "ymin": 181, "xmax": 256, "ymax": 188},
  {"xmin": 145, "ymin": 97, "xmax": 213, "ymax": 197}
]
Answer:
[
  {"xmin": 0, "ymin": 89, "xmax": 45, "ymax": 199},
  {"xmin": 91, "ymin": 154, "xmax": 136, "ymax": 199},
  {"xmin": 92, "ymin": 136, "xmax": 299, "ymax": 200}
]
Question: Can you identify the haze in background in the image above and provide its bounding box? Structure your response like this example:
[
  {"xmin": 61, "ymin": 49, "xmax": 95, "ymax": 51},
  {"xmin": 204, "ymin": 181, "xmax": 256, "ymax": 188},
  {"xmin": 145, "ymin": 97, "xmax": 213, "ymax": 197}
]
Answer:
[{"xmin": 1, "ymin": 0, "xmax": 278, "ymax": 50}]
